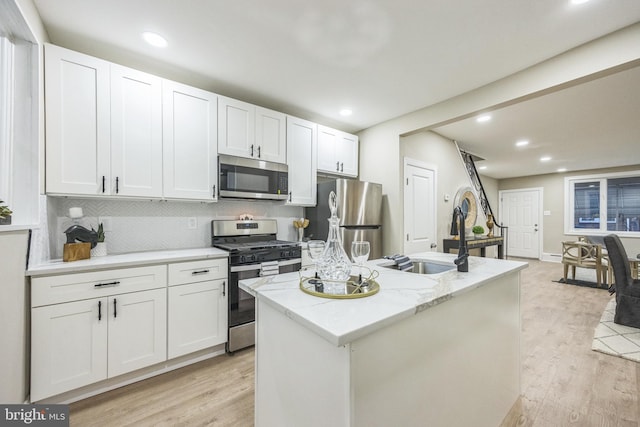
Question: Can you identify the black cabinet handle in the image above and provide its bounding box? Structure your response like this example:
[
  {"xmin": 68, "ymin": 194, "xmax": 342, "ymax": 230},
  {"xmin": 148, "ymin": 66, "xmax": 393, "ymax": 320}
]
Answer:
[
  {"xmin": 257, "ymin": 146, "xmax": 261, "ymax": 158},
  {"xmin": 251, "ymin": 144, "xmax": 254, "ymax": 157},
  {"xmin": 94, "ymin": 281, "xmax": 120, "ymax": 288},
  {"xmin": 116, "ymin": 177, "xmax": 119, "ymax": 194},
  {"xmin": 212, "ymin": 185, "xmax": 216, "ymax": 198},
  {"xmin": 289, "ymin": 191, "xmax": 292, "ymax": 202},
  {"xmin": 113, "ymin": 298, "xmax": 117, "ymax": 318},
  {"xmin": 102, "ymin": 176, "xmax": 106, "ymax": 193},
  {"xmin": 191, "ymin": 269, "xmax": 210, "ymax": 275},
  {"xmin": 341, "ymin": 162, "xmax": 344, "ymax": 172},
  {"xmin": 98, "ymin": 300, "xmax": 102, "ymax": 321},
  {"xmin": 336, "ymin": 161, "xmax": 340, "ymax": 171},
  {"xmin": 222, "ymin": 281, "xmax": 226, "ymax": 297}
]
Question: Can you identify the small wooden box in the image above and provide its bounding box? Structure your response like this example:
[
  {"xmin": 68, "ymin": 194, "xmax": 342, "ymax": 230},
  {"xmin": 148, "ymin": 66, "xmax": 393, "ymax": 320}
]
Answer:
[{"xmin": 63, "ymin": 242, "xmax": 91, "ymax": 262}]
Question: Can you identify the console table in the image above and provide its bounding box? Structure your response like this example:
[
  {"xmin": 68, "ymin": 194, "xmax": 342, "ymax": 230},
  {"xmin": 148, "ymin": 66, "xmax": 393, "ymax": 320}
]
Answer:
[{"xmin": 443, "ymin": 236, "xmax": 505, "ymax": 259}]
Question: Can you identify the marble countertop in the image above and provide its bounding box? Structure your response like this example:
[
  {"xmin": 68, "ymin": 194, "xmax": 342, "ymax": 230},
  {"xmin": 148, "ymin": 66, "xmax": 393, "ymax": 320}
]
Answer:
[
  {"xmin": 240, "ymin": 252, "xmax": 527, "ymax": 346},
  {"xmin": 27, "ymin": 247, "xmax": 229, "ymax": 276}
]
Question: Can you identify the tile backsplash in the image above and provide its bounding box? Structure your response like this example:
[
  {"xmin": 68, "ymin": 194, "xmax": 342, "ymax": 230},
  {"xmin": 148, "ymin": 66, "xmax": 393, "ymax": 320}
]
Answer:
[{"xmin": 45, "ymin": 197, "xmax": 305, "ymax": 260}]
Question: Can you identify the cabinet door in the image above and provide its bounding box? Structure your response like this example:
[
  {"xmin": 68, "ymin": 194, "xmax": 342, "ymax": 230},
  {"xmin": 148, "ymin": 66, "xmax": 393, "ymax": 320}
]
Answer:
[
  {"xmin": 317, "ymin": 125, "xmax": 339, "ymax": 174},
  {"xmin": 163, "ymin": 80, "xmax": 218, "ymax": 200},
  {"xmin": 256, "ymin": 106, "xmax": 286, "ymax": 164},
  {"xmin": 110, "ymin": 64, "xmax": 163, "ymax": 197},
  {"xmin": 336, "ymin": 133, "xmax": 359, "ymax": 177},
  {"xmin": 218, "ymin": 96, "xmax": 255, "ymax": 158},
  {"xmin": 286, "ymin": 116, "xmax": 317, "ymax": 206},
  {"xmin": 31, "ymin": 298, "xmax": 108, "ymax": 401},
  {"xmin": 44, "ymin": 44, "xmax": 110, "ymax": 196},
  {"xmin": 107, "ymin": 288, "xmax": 167, "ymax": 377},
  {"xmin": 168, "ymin": 279, "xmax": 227, "ymax": 358}
]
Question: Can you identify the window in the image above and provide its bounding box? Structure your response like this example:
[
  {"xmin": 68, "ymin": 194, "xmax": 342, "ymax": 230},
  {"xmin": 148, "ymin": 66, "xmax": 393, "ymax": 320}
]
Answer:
[{"xmin": 566, "ymin": 171, "xmax": 640, "ymax": 237}]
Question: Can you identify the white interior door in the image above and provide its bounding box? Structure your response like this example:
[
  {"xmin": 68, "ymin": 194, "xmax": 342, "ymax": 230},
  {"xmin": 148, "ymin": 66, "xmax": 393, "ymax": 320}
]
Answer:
[
  {"xmin": 404, "ymin": 159, "xmax": 436, "ymax": 254},
  {"xmin": 499, "ymin": 188, "xmax": 542, "ymax": 259}
]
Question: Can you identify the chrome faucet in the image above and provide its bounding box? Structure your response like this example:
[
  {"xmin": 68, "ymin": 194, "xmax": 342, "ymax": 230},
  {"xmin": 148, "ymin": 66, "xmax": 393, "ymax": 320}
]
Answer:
[{"xmin": 450, "ymin": 206, "xmax": 469, "ymax": 272}]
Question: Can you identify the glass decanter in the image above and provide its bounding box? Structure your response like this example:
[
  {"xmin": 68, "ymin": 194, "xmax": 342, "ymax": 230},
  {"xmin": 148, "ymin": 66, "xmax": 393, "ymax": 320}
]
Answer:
[{"xmin": 317, "ymin": 191, "xmax": 352, "ymax": 283}]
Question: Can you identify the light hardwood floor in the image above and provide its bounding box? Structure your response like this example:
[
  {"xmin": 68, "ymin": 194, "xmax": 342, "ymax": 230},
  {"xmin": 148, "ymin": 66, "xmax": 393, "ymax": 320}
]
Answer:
[{"xmin": 70, "ymin": 259, "xmax": 639, "ymax": 426}]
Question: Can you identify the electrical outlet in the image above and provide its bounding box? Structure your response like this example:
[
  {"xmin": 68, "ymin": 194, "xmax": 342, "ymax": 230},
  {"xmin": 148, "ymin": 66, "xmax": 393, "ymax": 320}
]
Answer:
[{"xmin": 187, "ymin": 217, "xmax": 197, "ymax": 229}]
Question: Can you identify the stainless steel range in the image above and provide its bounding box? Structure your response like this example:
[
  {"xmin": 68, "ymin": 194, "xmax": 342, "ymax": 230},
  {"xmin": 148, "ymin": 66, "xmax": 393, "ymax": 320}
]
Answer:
[{"xmin": 212, "ymin": 219, "xmax": 301, "ymax": 353}]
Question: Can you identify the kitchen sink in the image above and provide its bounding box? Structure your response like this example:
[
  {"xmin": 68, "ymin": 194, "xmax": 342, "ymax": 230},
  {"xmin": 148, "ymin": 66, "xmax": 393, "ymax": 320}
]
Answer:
[{"xmin": 382, "ymin": 260, "xmax": 455, "ymax": 275}]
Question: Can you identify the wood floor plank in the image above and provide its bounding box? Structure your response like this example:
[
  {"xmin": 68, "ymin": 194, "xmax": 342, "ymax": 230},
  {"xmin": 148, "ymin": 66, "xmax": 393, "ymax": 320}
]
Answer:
[{"xmin": 68, "ymin": 259, "xmax": 640, "ymax": 426}]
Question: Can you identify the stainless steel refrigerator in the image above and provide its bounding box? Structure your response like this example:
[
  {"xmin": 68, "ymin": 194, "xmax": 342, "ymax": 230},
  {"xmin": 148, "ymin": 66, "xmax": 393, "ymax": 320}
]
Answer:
[{"xmin": 305, "ymin": 179, "xmax": 383, "ymax": 260}]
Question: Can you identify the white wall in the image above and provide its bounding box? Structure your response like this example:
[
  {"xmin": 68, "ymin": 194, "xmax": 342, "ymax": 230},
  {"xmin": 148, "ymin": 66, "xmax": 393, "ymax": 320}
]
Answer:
[
  {"xmin": 358, "ymin": 23, "xmax": 640, "ymax": 256},
  {"xmin": 0, "ymin": 230, "xmax": 30, "ymax": 403}
]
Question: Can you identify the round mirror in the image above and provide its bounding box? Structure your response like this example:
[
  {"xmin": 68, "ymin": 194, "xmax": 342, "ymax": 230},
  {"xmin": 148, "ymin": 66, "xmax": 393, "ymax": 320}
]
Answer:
[{"xmin": 454, "ymin": 187, "xmax": 477, "ymax": 230}]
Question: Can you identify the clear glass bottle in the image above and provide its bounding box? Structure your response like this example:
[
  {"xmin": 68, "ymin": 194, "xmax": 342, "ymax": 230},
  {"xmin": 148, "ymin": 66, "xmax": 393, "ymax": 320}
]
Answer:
[{"xmin": 318, "ymin": 191, "xmax": 352, "ymax": 284}]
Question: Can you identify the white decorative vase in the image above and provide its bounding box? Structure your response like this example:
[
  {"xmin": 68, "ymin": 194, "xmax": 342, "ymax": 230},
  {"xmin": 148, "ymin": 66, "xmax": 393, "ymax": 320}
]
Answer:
[
  {"xmin": 297, "ymin": 227, "xmax": 304, "ymax": 242},
  {"xmin": 91, "ymin": 242, "xmax": 107, "ymax": 257}
]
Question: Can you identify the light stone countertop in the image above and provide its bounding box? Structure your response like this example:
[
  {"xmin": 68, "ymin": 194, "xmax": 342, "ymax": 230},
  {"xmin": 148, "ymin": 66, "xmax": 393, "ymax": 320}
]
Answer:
[
  {"xmin": 240, "ymin": 252, "xmax": 527, "ymax": 346},
  {"xmin": 26, "ymin": 247, "xmax": 229, "ymax": 276}
]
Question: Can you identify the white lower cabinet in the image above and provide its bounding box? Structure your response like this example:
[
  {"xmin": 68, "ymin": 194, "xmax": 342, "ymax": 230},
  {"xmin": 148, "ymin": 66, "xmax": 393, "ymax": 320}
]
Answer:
[
  {"xmin": 107, "ymin": 288, "xmax": 167, "ymax": 377},
  {"xmin": 30, "ymin": 265, "xmax": 167, "ymax": 401},
  {"xmin": 167, "ymin": 259, "xmax": 228, "ymax": 359},
  {"xmin": 31, "ymin": 298, "xmax": 108, "ymax": 401}
]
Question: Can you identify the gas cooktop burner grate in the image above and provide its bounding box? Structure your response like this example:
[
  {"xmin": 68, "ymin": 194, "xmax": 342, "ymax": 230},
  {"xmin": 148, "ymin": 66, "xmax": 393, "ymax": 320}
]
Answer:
[{"xmin": 214, "ymin": 240, "xmax": 299, "ymax": 252}]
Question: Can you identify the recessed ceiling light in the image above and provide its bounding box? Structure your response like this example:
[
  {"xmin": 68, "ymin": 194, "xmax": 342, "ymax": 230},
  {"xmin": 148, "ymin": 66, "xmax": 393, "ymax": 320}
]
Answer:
[
  {"xmin": 570, "ymin": 0, "xmax": 590, "ymax": 5},
  {"xmin": 557, "ymin": 168, "xmax": 567, "ymax": 172},
  {"xmin": 515, "ymin": 140, "xmax": 529, "ymax": 147},
  {"xmin": 339, "ymin": 108, "xmax": 353, "ymax": 117},
  {"xmin": 476, "ymin": 114, "xmax": 491, "ymax": 123},
  {"xmin": 540, "ymin": 156, "xmax": 552, "ymax": 162},
  {"xmin": 142, "ymin": 31, "xmax": 168, "ymax": 48}
]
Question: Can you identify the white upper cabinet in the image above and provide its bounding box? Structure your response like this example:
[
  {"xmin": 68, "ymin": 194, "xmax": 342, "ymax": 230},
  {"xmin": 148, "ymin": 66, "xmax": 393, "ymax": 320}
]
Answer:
[
  {"xmin": 317, "ymin": 125, "xmax": 359, "ymax": 177},
  {"xmin": 110, "ymin": 65, "xmax": 163, "ymax": 197},
  {"xmin": 45, "ymin": 44, "xmax": 163, "ymax": 198},
  {"xmin": 218, "ymin": 96, "xmax": 286, "ymax": 164},
  {"xmin": 286, "ymin": 116, "xmax": 317, "ymax": 206},
  {"xmin": 45, "ymin": 44, "xmax": 110, "ymax": 195},
  {"xmin": 163, "ymin": 80, "xmax": 218, "ymax": 201}
]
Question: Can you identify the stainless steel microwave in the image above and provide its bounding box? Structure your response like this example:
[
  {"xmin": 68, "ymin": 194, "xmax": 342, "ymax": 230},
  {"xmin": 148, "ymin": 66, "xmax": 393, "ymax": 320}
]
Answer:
[{"xmin": 218, "ymin": 155, "xmax": 288, "ymax": 200}]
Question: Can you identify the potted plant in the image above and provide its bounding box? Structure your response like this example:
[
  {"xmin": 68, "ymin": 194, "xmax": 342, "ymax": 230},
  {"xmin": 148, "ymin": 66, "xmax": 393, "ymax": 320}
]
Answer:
[
  {"xmin": 472, "ymin": 225, "xmax": 485, "ymax": 237},
  {"xmin": 91, "ymin": 223, "xmax": 108, "ymax": 256},
  {"xmin": 0, "ymin": 200, "xmax": 12, "ymax": 225}
]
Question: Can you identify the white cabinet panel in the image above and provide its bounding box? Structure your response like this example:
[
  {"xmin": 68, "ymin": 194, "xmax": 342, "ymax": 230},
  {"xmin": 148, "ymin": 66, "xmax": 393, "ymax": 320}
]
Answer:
[
  {"xmin": 218, "ymin": 96, "xmax": 255, "ymax": 158},
  {"xmin": 108, "ymin": 288, "xmax": 167, "ymax": 377},
  {"xmin": 31, "ymin": 298, "xmax": 108, "ymax": 401},
  {"xmin": 163, "ymin": 81, "xmax": 218, "ymax": 200},
  {"xmin": 167, "ymin": 258, "xmax": 227, "ymax": 286},
  {"xmin": 219, "ymin": 97, "xmax": 286, "ymax": 164},
  {"xmin": 286, "ymin": 116, "xmax": 317, "ymax": 206},
  {"xmin": 44, "ymin": 44, "xmax": 110, "ymax": 195},
  {"xmin": 256, "ymin": 106, "xmax": 286, "ymax": 164},
  {"xmin": 168, "ymin": 279, "xmax": 227, "ymax": 358},
  {"xmin": 110, "ymin": 65, "xmax": 163, "ymax": 197},
  {"xmin": 317, "ymin": 125, "xmax": 358, "ymax": 177}
]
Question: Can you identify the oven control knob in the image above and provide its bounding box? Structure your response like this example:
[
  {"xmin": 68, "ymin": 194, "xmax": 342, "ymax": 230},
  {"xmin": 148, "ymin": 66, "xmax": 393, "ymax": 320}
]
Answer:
[
  {"xmin": 240, "ymin": 255, "xmax": 246, "ymax": 263},
  {"xmin": 249, "ymin": 254, "xmax": 256, "ymax": 263}
]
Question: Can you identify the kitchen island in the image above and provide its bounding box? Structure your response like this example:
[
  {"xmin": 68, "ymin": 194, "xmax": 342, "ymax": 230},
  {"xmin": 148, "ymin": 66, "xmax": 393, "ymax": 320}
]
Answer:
[{"xmin": 240, "ymin": 252, "xmax": 527, "ymax": 427}]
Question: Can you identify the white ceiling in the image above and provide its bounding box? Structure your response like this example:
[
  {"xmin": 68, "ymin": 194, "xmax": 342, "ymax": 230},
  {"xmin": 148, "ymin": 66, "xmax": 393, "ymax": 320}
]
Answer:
[{"xmin": 31, "ymin": 0, "xmax": 640, "ymax": 179}]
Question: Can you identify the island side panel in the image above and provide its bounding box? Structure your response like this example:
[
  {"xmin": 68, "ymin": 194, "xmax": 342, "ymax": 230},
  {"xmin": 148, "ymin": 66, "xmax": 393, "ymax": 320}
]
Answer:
[
  {"xmin": 350, "ymin": 271, "xmax": 521, "ymax": 427},
  {"xmin": 255, "ymin": 299, "xmax": 352, "ymax": 427}
]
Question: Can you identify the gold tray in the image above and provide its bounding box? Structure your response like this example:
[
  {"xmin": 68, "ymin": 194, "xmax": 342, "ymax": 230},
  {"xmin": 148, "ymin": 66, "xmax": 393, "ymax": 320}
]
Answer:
[{"xmin": 299, "ymin": 269, "xmax": 380, "ymax": 299}]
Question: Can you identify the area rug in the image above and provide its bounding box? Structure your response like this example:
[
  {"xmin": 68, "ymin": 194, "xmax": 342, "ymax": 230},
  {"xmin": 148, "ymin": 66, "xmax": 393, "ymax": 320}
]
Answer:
[{"xmin": 592, "ymin": 297, "xmax": 640, "ymax": 363}]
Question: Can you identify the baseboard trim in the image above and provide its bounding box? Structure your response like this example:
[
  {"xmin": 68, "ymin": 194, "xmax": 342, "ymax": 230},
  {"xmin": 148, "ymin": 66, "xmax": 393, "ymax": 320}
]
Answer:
[{"xmin": 542, "ymin": 252, "xmax": 562, "ymax": 263}]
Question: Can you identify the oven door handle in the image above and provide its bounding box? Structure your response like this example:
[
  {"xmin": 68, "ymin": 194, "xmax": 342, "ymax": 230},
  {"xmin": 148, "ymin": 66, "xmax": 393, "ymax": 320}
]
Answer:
[{"xmin": 229, "ymin": 257, "xmax": 302, "ymax": 273}]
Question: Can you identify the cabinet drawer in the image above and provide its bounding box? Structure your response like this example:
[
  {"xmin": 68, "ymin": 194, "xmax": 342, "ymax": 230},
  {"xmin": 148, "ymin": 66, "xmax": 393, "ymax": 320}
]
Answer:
[
  {"xmin": 168, "ymin": 258, "xmax": 228, "ymax": 286},
  {"xmin": 32, "ymin": 265, "xmax": 167, "ymax": 307}
]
